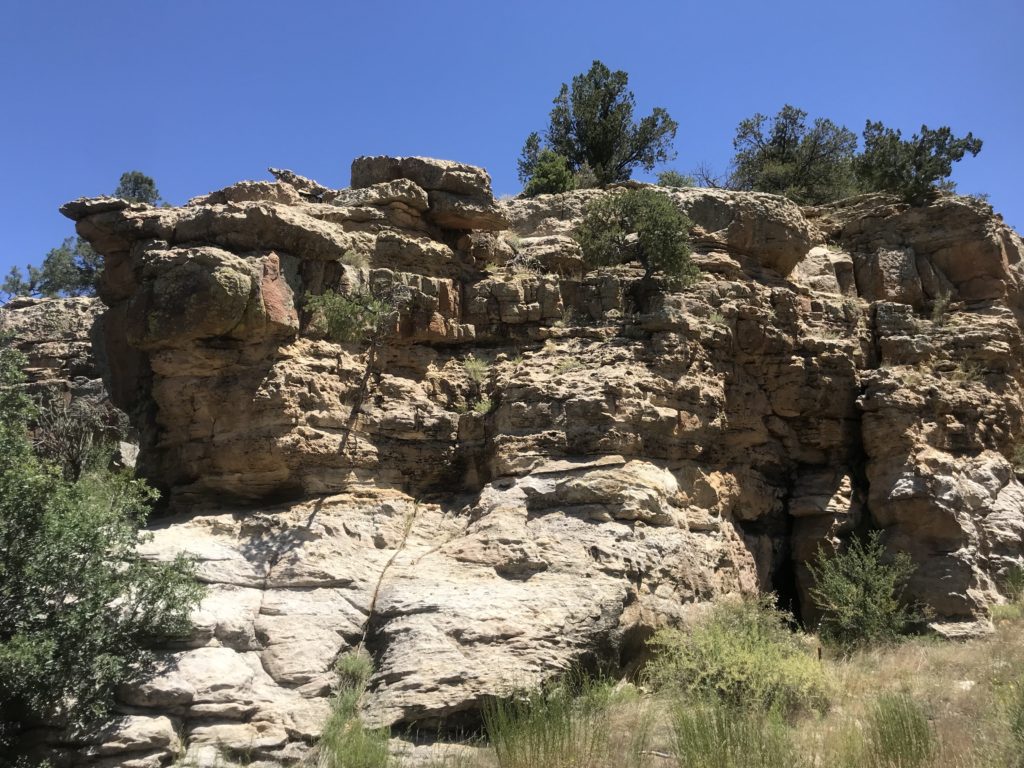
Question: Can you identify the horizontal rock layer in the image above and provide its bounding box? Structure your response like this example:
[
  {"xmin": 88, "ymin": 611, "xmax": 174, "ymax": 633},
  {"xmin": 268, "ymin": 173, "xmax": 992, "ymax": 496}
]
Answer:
[{"xmin": 6, "ymin": 157, "xmax": 1022, "ymax": 766}]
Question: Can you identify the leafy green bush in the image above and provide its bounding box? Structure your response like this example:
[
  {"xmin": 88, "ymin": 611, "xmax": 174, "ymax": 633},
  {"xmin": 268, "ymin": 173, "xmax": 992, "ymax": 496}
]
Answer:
[
  {"xmin": 307, "ymin": 289, "xmax": 396, "ymax": 345},
  {"xmin": 645, "ymin": 594, "xmax": 831, "ymax": 717},
  {"xmin": 729, "ymin": 105, "xmax": 859, "ymax": 204},
  {"xmin": 114, "ymin": 170, "xmax": 162, "ymax": 205},
  {"xmin": 574, "ymin": 188, "xmax": 698, "ymax": 283},
  {"xmin": 808, "ymin": 531, "xmax": 920, "ymax": 652},
  {"xmin": 522, "ymin": 149, "xmax": 576, "ymax": 197},
  {"xmin": 656, "ymin": 170, "xmax": 696, "ymax": 188},
  {"xmin": 857, "ymin": 121, "xmax": 982, "ymax": 205},
  {"xmin": 672, "ymin": 701, "xmax": 799, "ymax": 768},
  {"xmin": 0, "ymin": 345, "xmax": 202, "ymax": 753},
  {"xmin": 518, "ymin": 60, "xmax": 677, "ymax": 187}
]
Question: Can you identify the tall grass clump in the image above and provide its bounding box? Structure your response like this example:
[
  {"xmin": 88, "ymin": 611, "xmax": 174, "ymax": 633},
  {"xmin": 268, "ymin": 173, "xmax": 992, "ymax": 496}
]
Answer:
[
  {"xmin": 672, "ymin": 702, "xmax": 800, "ymax": 768},
  {"xmin": 1008, "ymin": 676, "xmax": 1024, "ymax": 762},
  {"xmin": 857, "ymin": 693, "xmax": 935, "ymax": 768},
  {"xmin": 316, "ymin": 649, "xmax": 391, "ymax": 768},
  {"xmin": 462, "ymin": 355, "xmax": 490, "ymax": 386},
  {"xmin": 481, "ymin": 674, "xmax": 648, "ymax": 768},
  {"xmin": 808, "ymin": 531, "xmax": 921, "ymax": 652},
  {"xmin": 645, "ymin": 594, "xmax": 830, "ymax": 717}
]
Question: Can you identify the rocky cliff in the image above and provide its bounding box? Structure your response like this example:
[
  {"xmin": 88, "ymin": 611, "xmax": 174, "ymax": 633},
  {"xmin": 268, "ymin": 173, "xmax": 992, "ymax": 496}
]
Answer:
[{"xmin": 7, "ymin": 156, "xmax": 1024, "ymax": 766}]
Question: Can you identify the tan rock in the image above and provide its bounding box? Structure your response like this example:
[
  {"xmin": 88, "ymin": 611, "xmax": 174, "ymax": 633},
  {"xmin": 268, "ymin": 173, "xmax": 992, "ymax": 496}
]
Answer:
[{"xmin": 34, "ymin": 162, "xmax": 1024, "ymax": 762}]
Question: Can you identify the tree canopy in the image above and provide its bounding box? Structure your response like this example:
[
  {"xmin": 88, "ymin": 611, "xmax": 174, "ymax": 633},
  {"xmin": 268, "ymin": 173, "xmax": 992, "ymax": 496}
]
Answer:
[
  {"xmin": 729, "ymin": 105, "xmax": 859, "ymax": 204},
  {"xmin": 723, "ymin": 106, "xmax": 983, "ymax": 206},
  {"xmin": 113, "ymin": 170, "xmax": 162, "ymax": 205},
  {"xmin": 1, "ymin": 237, "xmax": 101, "ymax": 300},
  {"xmin": 519, "ymin": 61, "xmax": 678, "ymax": 191},
  {"xmin": 857, "ymin": 121, "xmax": 983, "ymax": 205},
  {"xmin": 0, "ymin": 344, "xmax": 202, "ymax": 755},
  {"xmin": 2, "ymin": 170, "xmax": 161, "ymax": 302}
]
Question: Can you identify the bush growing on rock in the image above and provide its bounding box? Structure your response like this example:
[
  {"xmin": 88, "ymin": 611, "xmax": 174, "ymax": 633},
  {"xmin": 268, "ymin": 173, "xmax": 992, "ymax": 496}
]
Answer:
[
  {"xmin": 857, "ymin": 121, "xmax": 983, "ymax": 205},
  {"xmin": 521, "ymin": 147, "xmax": 576, "ymax": 197},
  {"xmin": 656, "ymin": 169, "xmax": 696, "ymax": 188},
  {"xmin": 518, "ymin": 60, "xmax": 678, "ymax": 188},
  {"xmin": 0, "ymin": 344, "xmax": 202, "ymax": 754},
  {"xmin": 729, "ymin": 105, "xmax": 859, "ymax": 204},
  {"xmin": 808, "ymin": 530, "xmax": 921, "ymax": 652},
  {"xmin": 645, "ymin": 594, "xmax": 831, "ymax": 717},
  {"xmin": 307, "ymin": 289, "xmax": 398, "ymax": 345},
  {"xmin": 574, "ymin": 188, "xmax": 698, "ymax": 282},
  {"xmin": 113, "ymin": 170, "xmax": 162, "ymax": 205}
]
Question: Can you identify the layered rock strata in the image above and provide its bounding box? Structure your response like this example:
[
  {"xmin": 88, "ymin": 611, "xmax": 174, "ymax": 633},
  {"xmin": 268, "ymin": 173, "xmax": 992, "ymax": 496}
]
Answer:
[{"xmin": 12, "ymin": 156, "xmax": 1021, "ymax": 766}]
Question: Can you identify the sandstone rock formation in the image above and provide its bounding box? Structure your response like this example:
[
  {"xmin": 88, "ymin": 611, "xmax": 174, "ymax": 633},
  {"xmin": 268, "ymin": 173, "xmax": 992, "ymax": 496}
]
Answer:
[{"xmin": 6, "ymin": 158, "xmax": 1021, "ymax": 766}]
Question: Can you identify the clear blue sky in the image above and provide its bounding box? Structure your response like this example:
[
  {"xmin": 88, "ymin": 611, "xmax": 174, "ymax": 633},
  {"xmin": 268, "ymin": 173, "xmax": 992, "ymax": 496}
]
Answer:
[{"xmin": 2, "ymin": 0, "xmax": 1021, "ymax": 275}]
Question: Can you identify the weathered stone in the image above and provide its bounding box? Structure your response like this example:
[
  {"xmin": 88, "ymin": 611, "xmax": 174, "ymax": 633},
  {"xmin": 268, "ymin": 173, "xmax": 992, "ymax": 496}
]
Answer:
[
  {"xmin": 351, "ymin": 156, "xmax": 507, "ymax": 231},
  {"xmin": 21, "ymin": 161, "xmax": 1021, "ymax": 764}
]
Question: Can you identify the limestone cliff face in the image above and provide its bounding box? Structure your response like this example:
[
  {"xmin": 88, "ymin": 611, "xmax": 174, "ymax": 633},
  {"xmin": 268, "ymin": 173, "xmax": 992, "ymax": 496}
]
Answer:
[{"xmin": 10, "ymin": 157, "xmax": 1023, "ymax": 766}]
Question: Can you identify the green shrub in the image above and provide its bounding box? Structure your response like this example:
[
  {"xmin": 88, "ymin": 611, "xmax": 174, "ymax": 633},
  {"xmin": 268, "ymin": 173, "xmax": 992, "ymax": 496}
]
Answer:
[
  {"xmin": 574, "ymin": 188, "xmax": 697, "ymax": 283},
  {"xmin": 0, "ymin": 345, "xmax": 202, "ymax": 753},
  {"xmin": 657, "ymin": 170, "xmax": 696, "ymax": 188},
  {"xmin": 645, "ymin": 594, "xmax": 831, "ymax": 717},
  {"xmin": 518, "ymin": 60, "xmax": 677, "ymax": 187},
  {"xmin": 808, "ymin": 531, "xmax": 920, "ymax": 652},
  {"xmin": 307, "ymin": 289, "xmax": 396, "ymax": 345},
  {"xmin": 672, "ymin": 702, "xmax": 799, "ymax": 768},
  {"xmin": 729, "ymin": 105, "xmax": 859, "ymax": 204},
  {"xmin": 857, "ymin": 121, "xmax": 982, "ymax": 205},
  {"xmin": 522, "ymin": 150, "xmax": 576, "ymax": 197}
]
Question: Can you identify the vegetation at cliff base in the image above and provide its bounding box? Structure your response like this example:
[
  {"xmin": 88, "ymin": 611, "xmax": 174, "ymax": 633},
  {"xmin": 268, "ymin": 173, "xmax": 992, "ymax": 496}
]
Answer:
[
  {"xmin": 0, "ymin": 344, "xmax": 202, "ymax": 754},
  {"xmin": 645, "ymin": 595, "xmax": 831, "ymax": 717},
  {"xmin": 574, "ymin": 187, "xmax": 697, "ymax": 282},
  {"xmin": 519, "ymin": 60, "xmax": 678, "ymax": 192},
  {"xmin": 809, "ymin": 530, "xmax": 922, "ymax": 652}
]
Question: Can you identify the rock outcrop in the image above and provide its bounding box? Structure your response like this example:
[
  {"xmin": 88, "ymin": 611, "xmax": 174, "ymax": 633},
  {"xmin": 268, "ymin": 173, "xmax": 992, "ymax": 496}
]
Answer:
[{"xmin": 7, "ymin": 159, "xmax": 1021, "ymax": 766}]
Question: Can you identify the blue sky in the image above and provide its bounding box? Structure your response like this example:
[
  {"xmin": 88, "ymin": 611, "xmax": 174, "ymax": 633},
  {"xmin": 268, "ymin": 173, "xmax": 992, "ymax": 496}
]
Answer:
[{"xmin": 1, "ymin": 0, "xmax": 1021, "ymax": 275}]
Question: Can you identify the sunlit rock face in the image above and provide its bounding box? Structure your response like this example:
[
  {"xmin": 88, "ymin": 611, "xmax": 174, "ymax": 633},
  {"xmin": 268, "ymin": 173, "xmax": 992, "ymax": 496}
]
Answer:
[{"xmin": 7, "ymin": 156, "xmax": 1020, "ymax": 765}]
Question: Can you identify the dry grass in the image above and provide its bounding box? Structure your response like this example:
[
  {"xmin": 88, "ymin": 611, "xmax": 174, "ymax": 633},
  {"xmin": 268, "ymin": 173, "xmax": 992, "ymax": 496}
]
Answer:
[{"xmin": 409, "ymin": 615, "xmax": 1024, "ymax": 768}]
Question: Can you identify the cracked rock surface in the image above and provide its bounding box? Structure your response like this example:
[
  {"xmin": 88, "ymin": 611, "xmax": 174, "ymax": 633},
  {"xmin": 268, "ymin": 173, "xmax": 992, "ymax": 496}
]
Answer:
[{"xmin": 6, "ymin": 156, "xmax": 1024, "ymax": 766}]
